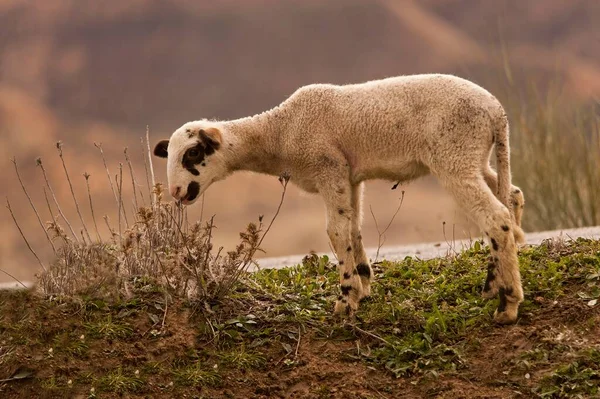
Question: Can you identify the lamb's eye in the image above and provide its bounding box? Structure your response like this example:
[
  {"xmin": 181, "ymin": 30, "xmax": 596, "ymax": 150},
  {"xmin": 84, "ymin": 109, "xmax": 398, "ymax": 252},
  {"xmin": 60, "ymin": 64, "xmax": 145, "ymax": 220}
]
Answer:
[{"xmin": 188, "ymin": 149, "xmax": 199, "ymax": 158}]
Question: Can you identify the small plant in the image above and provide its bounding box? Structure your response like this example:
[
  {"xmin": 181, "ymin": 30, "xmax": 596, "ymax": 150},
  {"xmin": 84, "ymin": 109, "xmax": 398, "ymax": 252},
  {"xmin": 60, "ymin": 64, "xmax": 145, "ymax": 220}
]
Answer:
[
  {"xmin": 173, "ymin": 364, "xmax": 222, "ymax": 387},
  {"xmin": 218, "ymin": 348, "xmax": 266, "ymax": 370},
  {"xmin": 97, "ymin": 367, "xmax": 144, "ymax": 394},
  {"xmin": 85, "ymin": 316, "xmax": 133, "ymax": 339}
]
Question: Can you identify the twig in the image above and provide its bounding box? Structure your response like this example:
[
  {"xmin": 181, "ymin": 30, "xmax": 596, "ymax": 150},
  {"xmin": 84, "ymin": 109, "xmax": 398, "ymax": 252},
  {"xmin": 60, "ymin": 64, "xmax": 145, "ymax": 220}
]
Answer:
[
  {"xmin": 145, "ymin": 126, "xmax": 157, "ymax": 205},
  {"xmin": 57, "ymin": 141, "xmax": 92, "ymax": 243},
  {"xmin": 161, "ymin": 292, "xmax": 168, "ymax": 329},
  {"xmin": 0, "ymin": 268, "xmax": 28, "ymax": 289},
  {"xmin": 6, "ymin": 198, "xmax": 47, "ymax": 272},
  {"xmin": 36, "ymin": 158, "xmax": 79, "ymax": 242},
  {"xmin": 199, "ymin": 193, "xmax": 205, "ymax": 223},
  {"xmin": 256, "ymin": 173, "xmax": 290, "ymax": 249},
  {"xmin": 223, "ymin": 174, "xmax": 290, "ymax": 297},
  {"xmin": 140, "ymin": 137, "xmax": 152, "ymax": 206},
  {"xmin": 370, "ymin": 191, "xmax": 405, "ymax": 262},
  {"xmin": 103, "ymin": 215, "xmax": 117, "ymax": 244},
  {"xmin": 124, "ymin": 148, "xmax": 140, "ymax": 211},
  {"xmin": 294, "ymin": 327, "xmax": 301, "ymax": 359},
  {"xmin": 94, "ymin": 142, "xmax": 119, "ymax": 205},
  {"xmin": 84, "ymin": 172, "xmax": 102, "ymax": 242},
  {"xmin": 12, "ymin": 158, "xmax": 57, "ymax": 254},
  {"xmin": 442, "ymin": 221, "xmax": 459, "ymax": 256},
  {"xmin": 117, "ymin": 165, "xmax": 130, "ymax": 229},
  {"xmin": 350, "ymin": 324, "xmax": 393, "ymax": 347}
]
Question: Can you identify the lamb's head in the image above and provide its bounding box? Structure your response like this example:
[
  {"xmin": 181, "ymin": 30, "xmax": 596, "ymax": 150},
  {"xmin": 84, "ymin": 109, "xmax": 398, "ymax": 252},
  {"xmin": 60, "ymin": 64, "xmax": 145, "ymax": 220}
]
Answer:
[{"xmin": 153, "ymin": 121, "xmax": 227, "ymax": 205}]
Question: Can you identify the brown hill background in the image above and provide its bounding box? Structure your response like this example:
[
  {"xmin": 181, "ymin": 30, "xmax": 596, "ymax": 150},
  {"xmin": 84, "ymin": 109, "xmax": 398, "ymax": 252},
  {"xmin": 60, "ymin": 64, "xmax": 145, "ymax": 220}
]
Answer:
[{"xmin": 2, "ymin": 0, "xmax": 600, "ymax": 283}]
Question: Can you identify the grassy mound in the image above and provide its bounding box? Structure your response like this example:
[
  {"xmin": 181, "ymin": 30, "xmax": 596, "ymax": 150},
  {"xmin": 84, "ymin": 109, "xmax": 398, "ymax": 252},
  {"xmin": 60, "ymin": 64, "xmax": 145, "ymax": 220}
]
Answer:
[{"xmin": 1, "ymin": 238, "xmax": 599, "ymax": 398}]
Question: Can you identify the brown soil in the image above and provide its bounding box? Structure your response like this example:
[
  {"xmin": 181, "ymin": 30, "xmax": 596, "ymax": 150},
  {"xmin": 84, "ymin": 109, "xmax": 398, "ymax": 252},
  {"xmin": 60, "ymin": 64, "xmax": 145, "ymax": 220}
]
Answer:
[{"xmin": 1, "ymin": 289, "xmax": 598, "ymax": 399}]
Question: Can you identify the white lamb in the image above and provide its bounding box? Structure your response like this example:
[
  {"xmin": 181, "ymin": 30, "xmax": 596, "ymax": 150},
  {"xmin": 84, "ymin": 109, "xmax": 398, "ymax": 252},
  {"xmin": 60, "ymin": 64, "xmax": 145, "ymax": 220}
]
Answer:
[{"xmin": 154, "ymin": 74, "xmax": 526, "ymax": 324}]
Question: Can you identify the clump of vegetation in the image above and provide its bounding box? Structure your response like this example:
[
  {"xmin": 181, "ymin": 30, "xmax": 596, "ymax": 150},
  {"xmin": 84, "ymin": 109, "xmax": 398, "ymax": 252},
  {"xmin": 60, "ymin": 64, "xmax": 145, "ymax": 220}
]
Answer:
[{"xmin": 6, "ymin": 135, "xmax": 288, "ymax": 308}]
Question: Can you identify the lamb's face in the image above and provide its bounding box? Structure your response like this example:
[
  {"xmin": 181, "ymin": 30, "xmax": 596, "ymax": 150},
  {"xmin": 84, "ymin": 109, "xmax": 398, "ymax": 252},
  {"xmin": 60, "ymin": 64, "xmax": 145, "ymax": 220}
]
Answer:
[{"xmin": 153, "ymin": 122, "xmax": 226, "ymax": 205}]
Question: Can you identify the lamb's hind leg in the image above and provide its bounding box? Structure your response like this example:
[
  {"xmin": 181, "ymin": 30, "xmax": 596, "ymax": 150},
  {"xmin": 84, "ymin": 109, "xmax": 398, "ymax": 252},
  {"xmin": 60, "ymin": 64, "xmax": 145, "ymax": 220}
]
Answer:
[
  {"xmin": 351, "ymin": 182, "xmax": 372, "ymax": 298},
  {"xmin": 442, "ymin": 175, "xmax": 524, "ymax": 324},
  {"xmin": 483, "ymin": 167, "xmax": 526, "ymax": 244}
]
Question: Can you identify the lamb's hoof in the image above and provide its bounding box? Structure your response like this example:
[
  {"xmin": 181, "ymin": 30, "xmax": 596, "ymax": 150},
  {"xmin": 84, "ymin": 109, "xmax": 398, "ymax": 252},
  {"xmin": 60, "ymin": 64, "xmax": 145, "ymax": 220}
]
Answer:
[
  {"xmin": 513, "ymin": 226, "xmax": 526, "ymax": 245},
  {"xmin": 481, "ymin": 287, "xmax": 498, "ymax": 300},
  {"xmin": 359, "ymin": 284, "xmax": 371, "ymax": 300},
  {"xmin": 493, "ymin": 308, "xmax": 518, "ymax": 325},
  {"xmin": 334, "ymin": 298, "xmax": 358, "ymax": 316}
]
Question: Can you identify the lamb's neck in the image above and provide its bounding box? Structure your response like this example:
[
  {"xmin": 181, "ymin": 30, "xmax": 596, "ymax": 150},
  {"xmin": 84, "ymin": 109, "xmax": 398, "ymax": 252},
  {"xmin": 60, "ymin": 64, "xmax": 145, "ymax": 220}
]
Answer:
[{"xmin": 223, "ymin": 109, "xmax": 285, "ymax": 176}]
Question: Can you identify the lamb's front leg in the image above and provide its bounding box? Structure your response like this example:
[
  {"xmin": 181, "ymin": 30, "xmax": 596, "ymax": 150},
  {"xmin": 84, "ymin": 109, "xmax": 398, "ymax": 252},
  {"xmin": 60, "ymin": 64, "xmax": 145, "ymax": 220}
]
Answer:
[
  {"xmin": 351, "ymin": 182, "xmax": 373, "ymax": 298},
  {"xmin": 323, "ymin": 189, "xmax": 364, "ymax": 315}
]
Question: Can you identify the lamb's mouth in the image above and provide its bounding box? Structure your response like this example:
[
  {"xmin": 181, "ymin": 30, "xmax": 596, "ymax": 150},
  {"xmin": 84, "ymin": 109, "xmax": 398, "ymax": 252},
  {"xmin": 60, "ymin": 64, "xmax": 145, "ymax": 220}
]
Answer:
[{"xmin": 181, "ymin": 181, "xmax": 200, "ymax": 205}]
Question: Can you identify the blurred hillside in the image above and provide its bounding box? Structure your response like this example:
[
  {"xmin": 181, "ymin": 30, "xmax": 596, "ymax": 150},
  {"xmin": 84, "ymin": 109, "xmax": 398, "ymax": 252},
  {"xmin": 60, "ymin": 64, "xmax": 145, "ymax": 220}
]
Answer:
[{"xmin": 2, "ymin": 0, "xmax": 600, "ymax": 283}]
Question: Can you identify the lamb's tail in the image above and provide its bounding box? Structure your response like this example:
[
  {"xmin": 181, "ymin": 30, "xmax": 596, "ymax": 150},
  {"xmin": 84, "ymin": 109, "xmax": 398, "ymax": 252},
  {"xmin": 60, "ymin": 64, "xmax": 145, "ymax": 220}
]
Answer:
[{"xmin": 494, "ymin": 110, "xmax": 512, "ymax": 212}]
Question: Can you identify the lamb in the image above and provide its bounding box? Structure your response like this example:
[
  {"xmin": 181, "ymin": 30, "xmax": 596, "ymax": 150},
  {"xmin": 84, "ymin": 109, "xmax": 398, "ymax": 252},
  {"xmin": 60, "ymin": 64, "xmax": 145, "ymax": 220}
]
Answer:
[{"xmin": 153, "ymin": 74, "xmax": 526, "ymax": 324}]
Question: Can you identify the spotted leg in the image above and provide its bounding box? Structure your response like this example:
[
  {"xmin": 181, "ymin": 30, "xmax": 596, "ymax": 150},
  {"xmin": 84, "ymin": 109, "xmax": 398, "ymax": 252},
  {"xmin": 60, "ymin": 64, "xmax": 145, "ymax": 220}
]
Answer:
[
  {"xmin": 320, "ymin": 180, "xmax": 364, "ymax": 315},
  {"xmin": 441, "ymin": 174, "xmax": 524, "ymax": 324},
  {"xmin": 351, "ymin": 182, "xmax": 373, "ymax": 298},
  {"xmin": 483, "ymin": 167, "xmax": 526, "ymax": 244}
]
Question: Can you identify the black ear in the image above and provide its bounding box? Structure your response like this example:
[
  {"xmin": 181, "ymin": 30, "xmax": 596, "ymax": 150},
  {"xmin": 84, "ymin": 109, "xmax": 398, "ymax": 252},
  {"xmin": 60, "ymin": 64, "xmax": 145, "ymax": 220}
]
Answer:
[
  {"xmin": 153, "ymin": 140, "xmax": 169, "ymax": 158},
  {"xmin": 199, "ymin": 128, "xmax": 222, "ymax": 155}
]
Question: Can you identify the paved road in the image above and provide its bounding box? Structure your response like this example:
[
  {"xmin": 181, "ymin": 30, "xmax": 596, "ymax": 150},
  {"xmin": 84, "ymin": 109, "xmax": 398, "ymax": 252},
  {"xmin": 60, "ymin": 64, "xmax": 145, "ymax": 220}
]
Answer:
[
  {"xmin": 256, "ymin": 226, "xmax": 600, "ymax": 270},
  {"xmin": 2, "ymin": 226, "xmax": 599, "ymax": 290}
]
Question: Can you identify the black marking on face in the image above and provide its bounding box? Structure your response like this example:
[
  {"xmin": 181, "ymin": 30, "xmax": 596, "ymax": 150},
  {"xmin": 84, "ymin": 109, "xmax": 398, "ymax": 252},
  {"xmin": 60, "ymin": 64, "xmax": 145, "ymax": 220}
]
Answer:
[
  {"xmin": 338, "ymin": 208, "xmax": 344, "ymax": 215},
  {"xmin": 501, "ymin": 225, "xmax": 510, "ymax": 232},
  {"xmin": 181, "ymin": 132, "xmax": 220, "ymax": 176},
  {"xmin": 491, "ymin": 238, "xmax": 499, "ymax": 251},
  {"xmin": 347, "ymin": 246, "xmax": 352, "ymax": 252},
  {"xmin": 186, "ymin": 181, "xmax": 200, "ymax": 202},
  {"xmin": 357, "ymin": 263, "xmax": 371, "ymax": 279},
  {"xmin": 341, "ymin": 285, "xmax": 351, "ymax": 295},
  {"xmin": 343, "ymin": 272, "xmax": 351, "ymax": 279},
  {"xmin": 497, "ymin": 287, "xmax": 508, "ymax": 313},
  {"xmin": 339, "ymin": 260, "xmax": 344, "ymax": 265},
  {"xmin": 182, "ymin": 142, "xmax": 205, "ymax": 175},
  {"xmin": 514, "ymin": 189, "xmax": 521, "ymax": 194}
]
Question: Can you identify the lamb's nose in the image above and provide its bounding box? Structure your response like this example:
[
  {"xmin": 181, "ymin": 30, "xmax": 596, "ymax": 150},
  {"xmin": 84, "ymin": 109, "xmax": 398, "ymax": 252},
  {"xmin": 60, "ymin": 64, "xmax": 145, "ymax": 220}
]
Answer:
[{"xmin": 170, "ymin": 185, "xmax": 182, "ymax": 199}]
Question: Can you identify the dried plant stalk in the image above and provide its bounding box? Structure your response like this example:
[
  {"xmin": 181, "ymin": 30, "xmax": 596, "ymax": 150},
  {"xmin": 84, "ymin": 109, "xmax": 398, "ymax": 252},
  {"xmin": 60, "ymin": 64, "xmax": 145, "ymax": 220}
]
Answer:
[
  {"xmin": 84, "ymin": 172, "xmax": 102, "ymax": 241},
  {"xmin": 12, "ymin": 158, "xmax": 57, "ymax": 254},
  {"xmin": 36, "ymin": 157, "xmax": 79, "ymax": 242},
  {"xmin": 124, "ymin": 148, "xmax": 141, "ymax": 210},
  {"xmin": 145, "ymin": 126, "xmax": 157, "ymax": 205},
  {"xmin": 6, "ymin": 198, "xmax": 47, "ymax": 273},
  {"xmin": 57, "ymin": 142, "xmax": 92, "ymax": 243}
]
